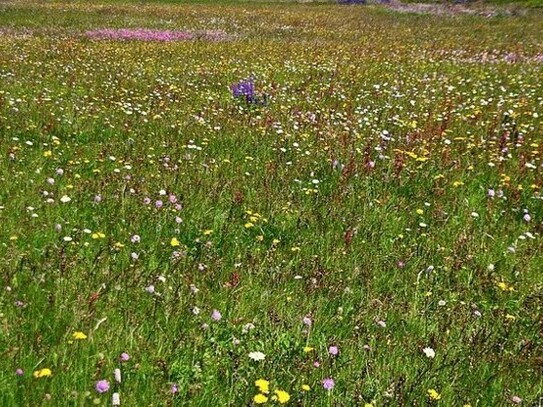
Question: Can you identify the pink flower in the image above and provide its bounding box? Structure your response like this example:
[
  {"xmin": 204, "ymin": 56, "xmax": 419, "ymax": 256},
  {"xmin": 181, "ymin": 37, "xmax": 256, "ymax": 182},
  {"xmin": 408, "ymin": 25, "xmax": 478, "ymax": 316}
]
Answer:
[
  {"xmin": 328, "ymin": 345, "xmax": 339, "ymax": 356},
  {"xmin": 322, "ymin": 378, "xmax": 335, "ymax": 390},
  {"xmin": 211, "ymin": 310, "xmax": 222, "ymax": 321},
  {"xmin": 95, "ymin": 379, "xmax": 110, "ymax": 393}
]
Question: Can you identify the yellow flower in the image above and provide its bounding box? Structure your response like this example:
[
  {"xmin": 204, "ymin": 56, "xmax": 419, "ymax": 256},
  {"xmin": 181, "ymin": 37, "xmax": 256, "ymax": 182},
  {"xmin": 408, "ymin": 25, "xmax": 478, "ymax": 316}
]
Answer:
[
  {"xmin": 274, "ymin": 390, "xmax": 290, "ymax": 404},
  {"xmin": 427, "ymin": 389, "xmax": 441, "ymax": 400},
  {"xmin": 170, "ymin": 237, "xmax": 180, "ymax": 247},
  {"xmin": 303, "ymin": 346, "xmax": 314, "ymax": 353},
  {"xmin": 364, "ymin": 404, "xmax": 375, "ymax": 407},
  {"xmin": 203, "ymin": 229, "xmax": 213, "ymax": 235},
  {"xmin": 43, "ymin": 150, "xmax": 52, "ymax": 157},
  {"xmin": 497, "ymin": 281, "xmax": 508, "ymax": 291},
  {"xmin": 245, "ymin": 222, "xmax": 255, "ymax": 229},
  {"xmin": 72, "ymin": 331, "xmax": 87, "ymax": 340},
  {"xmin": 416, "ymin": 209, "xmax": 424, "ymax": 215},
  {"xmin": 33, "ymin": 368, "xmax": 52, "ymax": 378},
  {"xmin": 301, "ymin": 384, "xmax": 310, "ymax": 391},
  {"xmin": 255, "ymin": 379, "xmax": 270, "ymax": 394},
  {"xmin": 253, "ymin": 394, "xmax": 268, "ymax": 404}
]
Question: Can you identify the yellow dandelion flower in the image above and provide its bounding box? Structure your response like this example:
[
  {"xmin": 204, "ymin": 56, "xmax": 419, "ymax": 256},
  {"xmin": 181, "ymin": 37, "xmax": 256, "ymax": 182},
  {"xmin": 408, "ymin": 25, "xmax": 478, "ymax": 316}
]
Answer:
[
  {"xmin": 170, "ymin": 237, "xmax": 180, "ymax": 247},
  {"xmin": 253, "ymin": 394, "xmax": 268, "ymax": 404},
  {"xmin": 33, "ymin": 368, "xmax": 52, "ymax": 378},
  {"xmin": 43, "ymin": 150, "xmax": 52, "ymax": 157},
  {"xmin": 203, "ymin": 230, "xmax": 213, "ymax": 235},
  {"xmin": 245, "ymin": 222, "xmax": 255, "ymax": 229},
  {"xmin": 427, "ymin": 389, "xmax": 441, "ymax": 400},
  {"xmin": 72, "ymin": 331, "xmax": 87, "ymax": 340},
  {"xmin": 303, "ymin": 346, "xmax": 314, "ymax": 353},
  {"xmin": 301, "ymin": 384, "xmax": 310, "ymax": 391},
  {"xmin": 274, "ymin": 390, "xmax": 290, "ymax": 404},
  {"xmin": 497, "ymin": 281, "xmax": 508, "ymax": 291},
  {"xmin": 255, "ymin": 379, "xmax": 270, "ymax": 394}
]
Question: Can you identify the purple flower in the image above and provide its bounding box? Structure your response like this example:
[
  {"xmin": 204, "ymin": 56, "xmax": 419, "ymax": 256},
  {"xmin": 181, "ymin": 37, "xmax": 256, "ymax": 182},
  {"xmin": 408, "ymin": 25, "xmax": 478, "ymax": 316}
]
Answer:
[
  {"xmin": 523, "ymin": 213, "xmax": 531, "ymax": 222},
  {"xmin": 169, "ymin": 195, "xmax": 177, "ymax": 204},
  {"xmin": 155, "ymin": 200, "xmax": 163, "ymax": 209},
  {"xmin": 211, "ymin": 309, "xmax": 222, "ymax": 321},
  {"xmin": 303, "ymin": 316, "xmax": 312, "ymax": 326},
  {"xmin": 119, "ymin": 352, "xmax": 130, "ymax": 362},
  {"xmin": 322, "ymin": 378, "xmax": 335, "ymax": 390},
  {"xmin": 95, "ymin": 379, "xmax": 110, "ymax": 394},
  {"xmin": 143, "ymin": 197, "xmax": 151, "ymax": 205},
  {"xmin": 487, "ymin": 188, "xmax": 495, "ymax": 198},
  {"xmin": 94, "ymin": 194, "xmax": 102, "ymax": 203},
  {"xmin": 146, "ymin": 285, "xmax": 155, "ymax": 294},
  {"xmin": 15, "ymin": 368, "xmax": 24, "ymax": 376},
  {"xmin": 231, "ymin": 78, "xmax": 255, "ymax": 98},
  {"xmin": 328, "ymin": 345, "xmax": 339, "ymax": 356},
  {"xmin": 171, "ymin": 383, "xmax": 179, "ymax": 394}
]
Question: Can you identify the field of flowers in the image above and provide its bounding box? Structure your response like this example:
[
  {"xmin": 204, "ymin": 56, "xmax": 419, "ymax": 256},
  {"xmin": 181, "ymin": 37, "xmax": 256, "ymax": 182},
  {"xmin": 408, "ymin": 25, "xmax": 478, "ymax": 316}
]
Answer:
[{"xmin": 1, "ymin": 0, "xmax": 543, "ymax": 405}]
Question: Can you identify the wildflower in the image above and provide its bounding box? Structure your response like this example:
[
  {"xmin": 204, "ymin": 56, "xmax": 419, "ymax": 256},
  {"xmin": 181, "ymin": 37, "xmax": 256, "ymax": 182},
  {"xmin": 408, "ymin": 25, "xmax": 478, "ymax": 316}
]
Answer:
[
  {"xmin": 423, "ymin": 347, "xmax": 435, "ymax": 358},
  {"xmin": 328, "ymin": 345, "xmax": 339, "ymax": 356},
  {"xmin": 253, "ymin": 394, "xmax": 268, "ymax": 404},
  {"xmin": 313, "ymin": 361, "xmax": 320, "ymax": 368},
  {"xmin": 303, "ymin": 346, "xmax": 314, "ymax": 353},
  {"xmin": 72, "ymin": 331, "xmax": 87, "ymax": 340},
  {"xmin": 171, "ymin": 383, "xmax": 179, "ymax": 394},
  {"xmin": 170, "ymin": 237, "xmax": 180, "ymax": 247},
  {"xmin": 95, "ymin": 379, "xmax": 110, "ymax": 393},
  {"xmin": 131, "ymin": 235, "xmax": 140, "ymax": 243},
  {"xmin": 60, "ymin": 195, "xmax": 71, "ymax": 203},
  {"xmin": 249, "ymin": 351, "xmax": 266, "ymax": 361},
  {"xmin": 145, "ymin": 285, "xmax": 155, "ymax": 294},
  {"xmin": 301, "ymin": 384, "xmax": 310, "ymax": 391},
  {"xmin": 33, "ymin": 368, "xmax": 52, "ymax": 378},
  {"xmin": 322, "ymin": 378, "xmax": 335, "ymax": 390},
  {"xmin": 112, "ymin": 393, "xmax": 120, "ymax": 406},
  {"xmin": 15, "ymin": 368, "xmax": 24, "ymax": 376},
  {"xmin": 211, "ymin": 309, "xmax": 222, "ymax": 321},
  {"xmin": 274, "ymin": 390, "xmax": 290, "ymax": 404},
  {"xmin": 427, "ymin": 389, "xmax": 441, "ymax": 400},
  {"xmin": 114, "ymin": 368, "xmax": 121, "ymax": 383},
  {"xmin": 511, "ymin": 395, "xmax": 522, "ymax": 404},
  {"xmin": 119, "ymin": 352, "xmax": 130, "ymax": 362},
  {"xmin": 255, "ymin": 379, "xmax": 270, "ymax": 393},
  {"xmin": 302, "ymin": 316, "xmax": 312, "ymax": 326}
]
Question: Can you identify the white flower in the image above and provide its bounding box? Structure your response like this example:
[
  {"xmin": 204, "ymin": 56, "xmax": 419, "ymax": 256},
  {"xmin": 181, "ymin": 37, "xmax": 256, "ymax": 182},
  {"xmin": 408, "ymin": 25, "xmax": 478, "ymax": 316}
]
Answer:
[
  {"xmin": 423, "ymin": 347, "xmax": 435, "ymax": 358},
  {"xmin": 248, "ymin": 351, "xmax": 266, "ymax": 361},
  {"xmin": 60, "ymin": 195, "xmax": 71, "ymax": 203}
]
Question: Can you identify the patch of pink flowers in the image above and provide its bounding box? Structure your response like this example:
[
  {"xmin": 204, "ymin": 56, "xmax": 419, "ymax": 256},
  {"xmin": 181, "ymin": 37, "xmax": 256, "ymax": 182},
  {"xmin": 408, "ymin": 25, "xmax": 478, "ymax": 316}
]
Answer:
[
  {"xmin": 85, "ymin": 28, "xmax": 233, "ymax": 42},
  {"xmin": 86, "ymin": 28, "xmax": 194, "ymax": 42}
]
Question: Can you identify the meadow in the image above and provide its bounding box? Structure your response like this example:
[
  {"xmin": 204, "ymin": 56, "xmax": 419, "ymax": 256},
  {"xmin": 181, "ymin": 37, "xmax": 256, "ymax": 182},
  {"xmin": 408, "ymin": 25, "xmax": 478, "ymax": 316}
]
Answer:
[{"xmin": 0, "ymin": 0, "xmax": 542, "ymax": 405}]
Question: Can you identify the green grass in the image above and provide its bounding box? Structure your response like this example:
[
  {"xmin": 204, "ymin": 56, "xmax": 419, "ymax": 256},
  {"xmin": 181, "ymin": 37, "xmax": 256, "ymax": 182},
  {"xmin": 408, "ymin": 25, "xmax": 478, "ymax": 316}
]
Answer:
[{"xmin": 0, "ymin": 1, "xmax": 542, "ymax": 406}]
